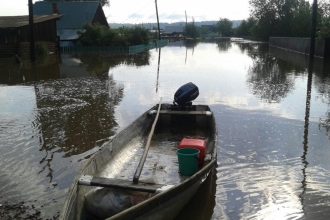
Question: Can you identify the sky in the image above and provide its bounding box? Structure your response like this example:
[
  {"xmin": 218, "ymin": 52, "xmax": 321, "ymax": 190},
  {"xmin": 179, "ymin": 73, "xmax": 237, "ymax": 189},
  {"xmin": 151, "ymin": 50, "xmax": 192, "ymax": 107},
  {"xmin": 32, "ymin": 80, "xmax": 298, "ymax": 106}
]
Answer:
[{"xmin": 0, "ymin": 0, "xmax": 251, "ymax": 23}]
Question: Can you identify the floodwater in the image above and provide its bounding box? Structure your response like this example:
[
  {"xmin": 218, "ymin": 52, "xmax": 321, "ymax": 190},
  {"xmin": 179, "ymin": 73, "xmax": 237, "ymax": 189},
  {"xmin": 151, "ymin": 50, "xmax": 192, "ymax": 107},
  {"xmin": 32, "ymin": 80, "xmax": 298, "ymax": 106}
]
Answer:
[{"xmin": 1, "ymin": 40, "xmax": 330, "ymax": 219}]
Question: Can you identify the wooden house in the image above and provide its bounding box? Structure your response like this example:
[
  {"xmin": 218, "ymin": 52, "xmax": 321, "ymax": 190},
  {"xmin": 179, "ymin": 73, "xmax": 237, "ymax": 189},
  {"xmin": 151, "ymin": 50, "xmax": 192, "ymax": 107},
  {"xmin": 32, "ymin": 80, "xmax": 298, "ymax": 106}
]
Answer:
[
  {"xmin": 33, "ymin": 1, "xmax": 109, "ymax": 47},
  {"xmin": 0, "ymin": 15, "xmax": 61, "ymax": 57}
]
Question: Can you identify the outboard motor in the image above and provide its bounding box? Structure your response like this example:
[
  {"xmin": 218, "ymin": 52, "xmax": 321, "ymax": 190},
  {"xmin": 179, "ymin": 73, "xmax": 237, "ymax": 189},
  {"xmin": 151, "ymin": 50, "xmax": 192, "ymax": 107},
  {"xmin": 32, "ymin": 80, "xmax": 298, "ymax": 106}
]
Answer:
[{"xmin": 174, "ymin": 82, "xmax": 199, "ymax": 106}]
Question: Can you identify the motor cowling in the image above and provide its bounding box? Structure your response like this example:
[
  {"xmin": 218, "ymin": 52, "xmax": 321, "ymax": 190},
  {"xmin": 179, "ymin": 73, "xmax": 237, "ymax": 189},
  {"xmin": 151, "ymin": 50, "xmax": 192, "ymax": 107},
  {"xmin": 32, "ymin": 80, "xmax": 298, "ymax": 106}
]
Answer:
[{"xmin": 174, "ymin": 82, "xmax": 199, "ymax": 106}]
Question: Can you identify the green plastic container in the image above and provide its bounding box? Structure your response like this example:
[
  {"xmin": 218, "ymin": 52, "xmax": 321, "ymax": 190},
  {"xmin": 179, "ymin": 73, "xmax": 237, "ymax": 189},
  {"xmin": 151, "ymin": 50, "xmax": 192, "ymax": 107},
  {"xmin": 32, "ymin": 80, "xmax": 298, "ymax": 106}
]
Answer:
[{"xmin": 177, "ymin": 148, "xmax": 200, "ymax": 176}]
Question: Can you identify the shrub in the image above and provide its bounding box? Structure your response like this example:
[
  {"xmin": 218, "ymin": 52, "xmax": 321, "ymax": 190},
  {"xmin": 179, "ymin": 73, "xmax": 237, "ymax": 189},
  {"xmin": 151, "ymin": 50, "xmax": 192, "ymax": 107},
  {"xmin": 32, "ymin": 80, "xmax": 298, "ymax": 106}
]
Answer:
[{"xmin": 78, "ymin": 25, "xmax": 150, "ymax": 46}]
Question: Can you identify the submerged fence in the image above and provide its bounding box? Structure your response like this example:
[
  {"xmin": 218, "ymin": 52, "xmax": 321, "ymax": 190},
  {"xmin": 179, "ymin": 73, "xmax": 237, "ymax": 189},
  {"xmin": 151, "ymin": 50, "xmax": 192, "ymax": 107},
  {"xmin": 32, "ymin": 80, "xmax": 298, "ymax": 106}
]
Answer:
[
  {"xmin": 128, "ymin": 40, "xmax": 168, "ymax": 54},
  {"xmin": 269, "ymin": 37, "xmax": 330, "ymax": 59},
  {"xmin": 60, "ymin": 39, "xmax": 168, "ymax": 54}
]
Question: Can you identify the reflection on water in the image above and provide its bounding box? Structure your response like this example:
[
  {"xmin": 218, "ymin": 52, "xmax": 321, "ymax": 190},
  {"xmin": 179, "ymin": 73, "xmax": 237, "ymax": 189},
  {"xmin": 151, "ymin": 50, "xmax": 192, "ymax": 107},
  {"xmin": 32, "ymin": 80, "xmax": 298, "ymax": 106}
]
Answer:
[
  {"xmin": 268, "ymin": 46, "xmax": 330, "ymax": 138},
  {"xmin": 0, "ymin": 52, "xmax": 150, "ymax": 219},
  {"xmin": 217, "ymin": 41, "xmax": 232, "ymax": 52},
  {"xmin": 214, "ymin": 105, "xmax": 330, "ymax": 220},
  {"xmin": 1, "ymin": 41, "xmax": 330, "ymax": 219},
  {"xmin": 0, "ymin": 52, "xmax": 151, "ymax": 84},
  {"xmin": 300, "ymin": 56, "xmax": 313, "ymax": 217},
  {"xmin": 0, "ymin": 56, "xmax": 60, "ymax": 84},
  {"xmin": 183, "ymin": 40, "xmax": 198, "ymax": 49},
  {"xmin": 35, "ymin": 74, "xmax": 123, "ymax": 157},
  {"xmin": 246, "ymin": 45, "xmax": 296, "ymax": 103}
]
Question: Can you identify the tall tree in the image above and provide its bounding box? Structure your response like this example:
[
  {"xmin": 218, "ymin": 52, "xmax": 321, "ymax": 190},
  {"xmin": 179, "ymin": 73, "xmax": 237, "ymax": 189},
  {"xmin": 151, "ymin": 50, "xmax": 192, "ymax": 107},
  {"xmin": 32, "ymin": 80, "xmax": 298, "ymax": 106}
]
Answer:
[
  {"xmin": 318, "ymin": 0, "xmax": 330, "ymax": 38},
  {"xmin": 236, "ymin": 18, "xmax": 256, "ymax": 37},
  {"xmin": 291, "ymin": 0, "xmax": 312, "ymax": 37},
  {"xmin": 185, "ymin": 21, "xmax": 199, "ymax": 39},
  {"xmin": 249, "ymin": 0, "xmax": 315, "ymax": 39},
  {"xmin": 216, "ymin": 18, "xmax": 233, "ymax": 37}
]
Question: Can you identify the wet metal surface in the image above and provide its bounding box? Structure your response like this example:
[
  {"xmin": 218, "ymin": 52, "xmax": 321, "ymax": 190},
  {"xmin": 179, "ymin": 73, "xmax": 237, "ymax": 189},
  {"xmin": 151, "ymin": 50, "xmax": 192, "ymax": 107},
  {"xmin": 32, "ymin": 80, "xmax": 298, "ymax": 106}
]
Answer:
[{"xmin": 1, "ymin": 41, "xmax": 330, "ymax": 219}]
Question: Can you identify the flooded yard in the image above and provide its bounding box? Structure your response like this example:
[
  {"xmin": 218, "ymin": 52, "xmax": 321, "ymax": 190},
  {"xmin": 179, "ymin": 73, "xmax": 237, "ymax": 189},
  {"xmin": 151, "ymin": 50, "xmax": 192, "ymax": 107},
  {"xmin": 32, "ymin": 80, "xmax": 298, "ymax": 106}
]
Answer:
[{"xmin": 1, "ymin": 41, "xmax": 330, "ymax": 219}]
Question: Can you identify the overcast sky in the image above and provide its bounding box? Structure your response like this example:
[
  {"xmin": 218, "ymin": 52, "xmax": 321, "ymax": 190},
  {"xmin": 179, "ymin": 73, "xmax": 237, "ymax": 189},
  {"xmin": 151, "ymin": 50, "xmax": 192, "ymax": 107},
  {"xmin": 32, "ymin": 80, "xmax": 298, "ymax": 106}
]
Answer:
[{"xmin": 1, "ymin": 0, "xmax": 251, "ymax": 23}]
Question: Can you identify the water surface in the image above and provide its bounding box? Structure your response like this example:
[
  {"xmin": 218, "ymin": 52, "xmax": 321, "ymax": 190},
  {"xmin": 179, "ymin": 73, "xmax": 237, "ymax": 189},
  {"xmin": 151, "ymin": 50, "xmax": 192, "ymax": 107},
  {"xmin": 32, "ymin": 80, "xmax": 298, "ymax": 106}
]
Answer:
[{"xmin": 0, "ymin": 41, "xmax": 330, "ymax": 219}]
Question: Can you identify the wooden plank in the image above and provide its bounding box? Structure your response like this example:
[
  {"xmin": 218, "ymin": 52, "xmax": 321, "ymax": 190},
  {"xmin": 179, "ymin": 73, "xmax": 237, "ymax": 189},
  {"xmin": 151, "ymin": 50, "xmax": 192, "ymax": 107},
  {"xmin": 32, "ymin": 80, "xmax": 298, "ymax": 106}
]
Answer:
[
  {"xmin": 133, "ymin": 100, "xmax": 162, "ymax": 184},
  {"xmin": 78, "ymin": 175, "xmax": 164, "ymax": 193},
  {"xmin": 149, "ymin": 110, "xmax": 212, "ymax": 116}
]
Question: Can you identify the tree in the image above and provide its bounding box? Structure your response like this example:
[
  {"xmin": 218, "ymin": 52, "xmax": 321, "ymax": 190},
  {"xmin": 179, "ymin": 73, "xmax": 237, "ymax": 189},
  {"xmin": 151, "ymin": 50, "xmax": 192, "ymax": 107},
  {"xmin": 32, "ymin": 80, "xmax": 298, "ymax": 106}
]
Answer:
[
  {"xmin": 249, "ymin": 0, "xmax": 315, "ymax": 39},
  {"xmin": 236, "ymin": 20, "xmax": 248, "ymax": 36},
  {"xmin": 78, "ymin": 25, "xmax": 149, "ymax": 46},
  {"xmin": 216, "ymin": 18, "xmax": 233, "ymax": 37},
  {"xmin": 236, "ymin": 18, "xmax": 256, "ymax": 37},
  {"xmin": 184, "ymin": 22, "xmax": 199, "ymax": 39},
  {"xmin": 319, "ymin": 18, "xmax": 330, "ymax": 38},
  {"xmin": 291, "ymin": 0, "xmax": 311, "ymax": 37},
  {"xmin": 318, "ymin": 0, "xmax": 330, "ymax": 38}
]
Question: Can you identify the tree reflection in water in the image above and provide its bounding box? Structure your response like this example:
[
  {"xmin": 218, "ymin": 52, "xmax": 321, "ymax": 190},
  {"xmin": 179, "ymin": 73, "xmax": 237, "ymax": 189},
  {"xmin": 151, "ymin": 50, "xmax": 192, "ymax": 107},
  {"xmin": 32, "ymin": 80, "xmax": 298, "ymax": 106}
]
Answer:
[
  {"xmin": 183, "ymin": 40, "xmax": 198, "ymax": 63},
  {"xmin": 216, "ymin": 40, "xmax": 232, "ymax": 52},
  {"xmin": 314, "ymin": 60, "xmax": 330, "ymax": 136},
  {"xmin": 0, "ymin": 51, "xmax": 152, "ymax": 217},
  {"xmin": 183, "ymin": 40, "xmax": 198, "ymax": 49},
  {"xmin": 244, "ymin": 42, "xmax": 330, "ymax": 138},
  {"xmin": 267, "ymin": 45, "xmax": 330, "ymax": 138},
  {"xmin": 35, "ymin": 75, "xmax": 123, "ymax": 157},
  {"xmin": 33, "ymin": 52, "xmax": 151, "ymax": 182},
  {"xmin": 320, "ymin": 112, "xmax": 330, "ymax": 135},
  {"xmin": 241, "ymin": 43, "xmax": 297, "ymax": 103}
]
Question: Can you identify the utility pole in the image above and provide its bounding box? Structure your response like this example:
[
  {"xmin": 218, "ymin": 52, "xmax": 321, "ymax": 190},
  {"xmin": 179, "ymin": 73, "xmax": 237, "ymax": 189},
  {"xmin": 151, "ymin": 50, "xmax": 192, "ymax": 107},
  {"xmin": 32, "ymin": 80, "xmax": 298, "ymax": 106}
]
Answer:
[
  {"xmin": 28, "ymin": 0, "xmax": 36, "ymax": 62},
  {"xmin": 185, "ymin": 10, "xmax": 188, "ymax": 26},
  {"xmin": 301, "ymin": 2, "xmax": 318, "ymax": 201},
  {"xmin": 155, "ymin": 0, "xmax": 161, "ymax": 40},
  {"xmin": 309, "ymin": 0, "xmax": 318, "ymax": 61}
]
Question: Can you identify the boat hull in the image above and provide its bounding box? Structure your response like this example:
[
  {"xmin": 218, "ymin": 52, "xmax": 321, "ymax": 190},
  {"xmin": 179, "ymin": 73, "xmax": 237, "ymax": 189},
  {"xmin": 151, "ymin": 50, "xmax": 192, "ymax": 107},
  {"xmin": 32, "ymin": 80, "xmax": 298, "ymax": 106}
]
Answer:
[{"xmin": 60, "ymin": 104, "xmax": 217, "ymax": 220}]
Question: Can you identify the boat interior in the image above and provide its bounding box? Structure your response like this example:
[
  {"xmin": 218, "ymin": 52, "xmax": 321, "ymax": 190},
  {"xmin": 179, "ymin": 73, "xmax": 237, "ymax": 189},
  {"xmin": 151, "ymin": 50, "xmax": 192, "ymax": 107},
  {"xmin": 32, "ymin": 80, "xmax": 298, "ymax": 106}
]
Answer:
[{"xmin": 68, "ymin": 104, "xmax": 216, "ymax": 219}]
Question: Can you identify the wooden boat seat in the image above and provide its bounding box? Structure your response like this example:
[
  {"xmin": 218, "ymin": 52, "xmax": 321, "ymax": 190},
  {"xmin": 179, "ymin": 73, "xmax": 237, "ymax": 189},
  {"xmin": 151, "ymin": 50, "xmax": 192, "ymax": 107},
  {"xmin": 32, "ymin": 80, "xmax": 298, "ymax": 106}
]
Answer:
[
  {"xmin": 148, "ymin": 110, "xmax": 213, "ymax": 116},
  {"xmin": 78, "ymin": 175, "xmax": 174, "ymax": 193}
]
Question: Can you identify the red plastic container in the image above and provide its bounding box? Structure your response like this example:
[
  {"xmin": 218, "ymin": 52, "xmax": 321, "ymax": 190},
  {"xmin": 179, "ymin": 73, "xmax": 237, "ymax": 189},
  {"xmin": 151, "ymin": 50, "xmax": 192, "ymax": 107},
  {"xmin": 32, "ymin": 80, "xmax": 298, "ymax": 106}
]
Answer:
[{"xmin": 178, "ymin": 138, "xmax": 207, "ymax": 166}]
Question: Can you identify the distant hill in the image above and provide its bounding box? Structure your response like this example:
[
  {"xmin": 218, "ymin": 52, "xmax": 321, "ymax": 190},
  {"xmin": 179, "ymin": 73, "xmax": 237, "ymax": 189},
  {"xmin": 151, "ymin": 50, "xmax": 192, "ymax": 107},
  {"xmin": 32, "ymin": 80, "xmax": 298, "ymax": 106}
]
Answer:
[{"xmin": 110, "ymin": 20, "xmax": 242, "ymax": 30}]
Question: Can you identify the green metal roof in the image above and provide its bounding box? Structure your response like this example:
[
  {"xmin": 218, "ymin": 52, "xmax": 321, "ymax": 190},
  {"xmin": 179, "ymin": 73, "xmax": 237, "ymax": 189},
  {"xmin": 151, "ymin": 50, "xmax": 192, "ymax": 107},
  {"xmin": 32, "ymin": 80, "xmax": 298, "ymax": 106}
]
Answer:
[{"xmin": 33, "ymin": 1, "xmax": 102, "ymax": 29}]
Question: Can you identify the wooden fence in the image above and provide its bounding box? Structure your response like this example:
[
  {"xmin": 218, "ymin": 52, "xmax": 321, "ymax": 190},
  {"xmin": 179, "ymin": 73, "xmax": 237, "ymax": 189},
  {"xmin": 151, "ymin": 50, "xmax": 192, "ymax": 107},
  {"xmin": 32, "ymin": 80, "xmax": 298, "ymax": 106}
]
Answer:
[{"xmin": 0, "ymin": 44, "xmax": 16, "ymax": 57}]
